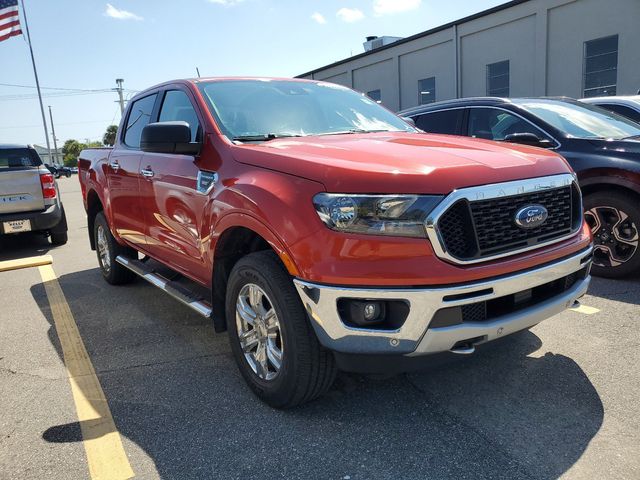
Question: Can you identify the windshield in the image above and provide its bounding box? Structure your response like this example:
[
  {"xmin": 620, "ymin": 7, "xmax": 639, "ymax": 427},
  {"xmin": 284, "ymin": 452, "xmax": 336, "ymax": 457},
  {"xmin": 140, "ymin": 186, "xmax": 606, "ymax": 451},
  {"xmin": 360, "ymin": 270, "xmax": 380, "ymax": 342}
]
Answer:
[
  {"xmin": 197, "ymin": 79, "xmax": 415, "ymax": 141},
  {"xmin": 514, "ymin": 99, "xmax": 640, "ymax": 140},
  {"xmin": 0, "ymin": 148, "xmax": 42, "ymax": 169}
]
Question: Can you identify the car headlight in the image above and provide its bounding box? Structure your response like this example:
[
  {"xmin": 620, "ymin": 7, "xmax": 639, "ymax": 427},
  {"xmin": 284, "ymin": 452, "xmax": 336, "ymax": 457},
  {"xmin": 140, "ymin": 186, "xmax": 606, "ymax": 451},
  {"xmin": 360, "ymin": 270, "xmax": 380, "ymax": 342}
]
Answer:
[{"xmin": 313, "ymin": 193, "xmax": 443, "ymax": 238}]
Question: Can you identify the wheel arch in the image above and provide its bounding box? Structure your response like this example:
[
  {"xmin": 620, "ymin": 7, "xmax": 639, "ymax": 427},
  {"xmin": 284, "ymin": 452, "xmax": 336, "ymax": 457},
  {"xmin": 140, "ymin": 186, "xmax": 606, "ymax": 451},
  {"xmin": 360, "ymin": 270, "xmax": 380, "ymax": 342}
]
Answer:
[
  {"xmin": 86, "ymin": 188, "xmax": 104, "ymax": 250},
  {"xmin": 211, "ymin": 218, "xmax": 301, "ymax": 332},
  {"xmin": 579, "ymin": 175, "xmax": 640, "ymax": 199}
]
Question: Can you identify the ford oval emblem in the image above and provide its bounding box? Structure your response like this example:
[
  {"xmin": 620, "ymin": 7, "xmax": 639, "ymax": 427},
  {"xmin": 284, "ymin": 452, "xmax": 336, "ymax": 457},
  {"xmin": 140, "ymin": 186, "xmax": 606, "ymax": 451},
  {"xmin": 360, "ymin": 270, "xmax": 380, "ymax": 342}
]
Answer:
[{"xmin": 515, "ymin": 204, "xmax": 548, "ymax": 229}]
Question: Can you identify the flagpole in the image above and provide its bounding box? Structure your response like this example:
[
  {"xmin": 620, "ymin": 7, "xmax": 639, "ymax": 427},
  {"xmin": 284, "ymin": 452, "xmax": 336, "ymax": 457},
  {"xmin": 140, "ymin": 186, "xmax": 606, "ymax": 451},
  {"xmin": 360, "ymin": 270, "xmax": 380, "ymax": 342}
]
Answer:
[{"xmin": 19, "ymin": 0, "xmax": 52, "ymax": 164}]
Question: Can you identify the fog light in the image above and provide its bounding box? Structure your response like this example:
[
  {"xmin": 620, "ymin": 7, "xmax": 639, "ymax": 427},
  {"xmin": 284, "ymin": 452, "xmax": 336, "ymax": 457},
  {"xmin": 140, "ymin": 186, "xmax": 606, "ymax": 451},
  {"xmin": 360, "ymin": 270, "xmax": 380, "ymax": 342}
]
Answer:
[
  {"xmin": 364, "ymin": 303, "xmax": 379, "ymax": 321},
  {"xmin": 337, "ymin": 299, "xmax": 410, "ymax": 330}
]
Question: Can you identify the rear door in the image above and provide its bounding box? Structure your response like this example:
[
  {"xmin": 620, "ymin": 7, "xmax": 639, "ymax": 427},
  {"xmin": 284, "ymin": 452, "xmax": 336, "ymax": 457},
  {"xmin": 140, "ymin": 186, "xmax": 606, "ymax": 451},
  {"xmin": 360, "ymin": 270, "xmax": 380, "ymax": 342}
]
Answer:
[
  {"xmin": 0, "ymin": 148, "xmax": 45, "ymax": 215},
  {"xmin": 107, "ymin": 93, "xmax": 158, "ymax": 249},
  {"xmin": 139, "ymin": 88, "xmax": 210, "ymax": 283}
]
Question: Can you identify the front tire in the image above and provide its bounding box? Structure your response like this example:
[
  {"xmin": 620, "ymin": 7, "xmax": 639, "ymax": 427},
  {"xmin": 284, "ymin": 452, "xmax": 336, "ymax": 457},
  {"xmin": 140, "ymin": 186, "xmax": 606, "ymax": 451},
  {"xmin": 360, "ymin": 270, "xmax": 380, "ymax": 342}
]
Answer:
[
  {"xmin": 226, "ymin": 251, "xmax": 336, "ymax": 408},
  {"xmin": 584, "ymin": 191, "xmax": 640, "ymax": 278},
  {"xmin": 93, "ymin": 212, "xmax": 137, "ymax": 285}
]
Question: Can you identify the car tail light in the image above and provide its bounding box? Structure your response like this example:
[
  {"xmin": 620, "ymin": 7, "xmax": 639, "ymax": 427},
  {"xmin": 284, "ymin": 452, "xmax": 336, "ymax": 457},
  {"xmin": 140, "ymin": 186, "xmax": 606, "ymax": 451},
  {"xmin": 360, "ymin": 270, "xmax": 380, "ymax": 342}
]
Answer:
[{"xmin": 40, "ymin": 173, "xmax": 57, "ymax": 199}]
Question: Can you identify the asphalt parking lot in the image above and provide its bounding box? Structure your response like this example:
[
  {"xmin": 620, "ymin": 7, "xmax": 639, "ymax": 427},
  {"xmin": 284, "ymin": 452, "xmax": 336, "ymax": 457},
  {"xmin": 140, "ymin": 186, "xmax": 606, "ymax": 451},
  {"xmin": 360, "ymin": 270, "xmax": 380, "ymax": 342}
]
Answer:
[{"xmin": 1, "ymin": 179, "xmax": 639, "ymax": 480}]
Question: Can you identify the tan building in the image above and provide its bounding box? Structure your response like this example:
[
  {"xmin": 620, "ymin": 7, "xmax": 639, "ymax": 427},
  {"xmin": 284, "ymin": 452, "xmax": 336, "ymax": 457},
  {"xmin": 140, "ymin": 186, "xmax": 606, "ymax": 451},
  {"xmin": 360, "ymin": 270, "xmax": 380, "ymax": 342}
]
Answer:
[{"xmin": 297, "ymin": 0, "xmax": 640, "ymax": 111}]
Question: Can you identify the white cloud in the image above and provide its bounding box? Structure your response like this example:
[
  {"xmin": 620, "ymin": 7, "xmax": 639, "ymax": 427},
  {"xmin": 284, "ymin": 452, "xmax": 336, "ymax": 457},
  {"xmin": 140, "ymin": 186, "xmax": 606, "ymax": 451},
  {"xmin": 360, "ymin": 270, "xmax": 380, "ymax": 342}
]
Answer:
[
  {"xmin": 104, "ymin": 3, "xmax": 143, "ymax": 21},
  {"xmin": 311, "ymin": 12, "xmax": 327, "ymax": 24},
  {"xmin": 373, "ymin": 0, "xmax": 421, "ymax": 16},
  {"xmin": 336, "ymin": 7, "xmax": 364, "ymax": 23},
  {"xmin": 208, "ymin": 0, "xmax": 245, "ymax": 5}
]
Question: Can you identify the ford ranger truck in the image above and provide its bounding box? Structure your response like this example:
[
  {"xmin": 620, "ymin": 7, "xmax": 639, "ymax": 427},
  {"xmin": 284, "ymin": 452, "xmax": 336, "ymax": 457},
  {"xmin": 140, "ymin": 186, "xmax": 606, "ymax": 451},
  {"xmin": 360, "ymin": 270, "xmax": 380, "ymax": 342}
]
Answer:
[
  {"xmin": 78, "ymin": 78, "xmax": 593, "ymax": 408},
  {"xmin": 1, "ymin": 144, "xmax": 68, "ymax": 245}
]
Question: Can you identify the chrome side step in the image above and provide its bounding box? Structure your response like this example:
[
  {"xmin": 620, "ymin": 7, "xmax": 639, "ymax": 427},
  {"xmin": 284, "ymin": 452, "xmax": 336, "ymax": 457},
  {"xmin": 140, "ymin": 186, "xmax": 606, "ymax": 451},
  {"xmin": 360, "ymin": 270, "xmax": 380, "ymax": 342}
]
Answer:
[{"xmin": 115, "ymin": 255, "xmax": 213, "ymax": 318}]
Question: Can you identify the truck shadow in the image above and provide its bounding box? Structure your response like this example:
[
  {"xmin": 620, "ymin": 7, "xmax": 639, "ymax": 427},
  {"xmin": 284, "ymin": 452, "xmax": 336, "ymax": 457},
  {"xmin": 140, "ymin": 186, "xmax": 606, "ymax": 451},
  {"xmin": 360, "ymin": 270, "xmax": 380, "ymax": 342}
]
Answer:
[
  {"xmin": 32, "ymin": 268, "xmax": 603, "ymax": 480},
  {"xmin": 587, "ymin": 275, "xmax": 640, "ymax": 306},
  {"xmin": 0, "ymin": 232, "xmax": 53, "ymax": 262}
]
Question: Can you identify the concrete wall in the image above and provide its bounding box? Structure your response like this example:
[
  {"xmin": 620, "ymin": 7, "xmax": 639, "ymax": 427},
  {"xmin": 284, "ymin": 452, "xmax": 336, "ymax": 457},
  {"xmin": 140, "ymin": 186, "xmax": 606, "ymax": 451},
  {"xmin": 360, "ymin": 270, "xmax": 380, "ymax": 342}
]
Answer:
[
  {"xmin": 299, "ymin": 0, "xmax": 640, "ymax": 111},
  {"xmin": 459, "ymin": 14, "xmax": 536, "ymax": 97},
  {"xmin": 398, "ymin": 39, "xmax": 455, "ymax": 109},
  {"xmin": 547, "ymin": 0, "xmax": 640, "ymax": 97}
]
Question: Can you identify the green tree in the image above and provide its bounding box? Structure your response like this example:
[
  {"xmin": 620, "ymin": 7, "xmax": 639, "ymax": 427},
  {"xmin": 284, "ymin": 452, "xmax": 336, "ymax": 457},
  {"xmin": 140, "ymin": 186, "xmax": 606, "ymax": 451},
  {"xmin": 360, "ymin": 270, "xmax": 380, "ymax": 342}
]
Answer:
[
  {"xmin": 103, "ymin": 125, "xmax": 118, "ymax": 146},
  {"xmin": 62, "ymin": 139, "xmax": 83, "ymax": 166},
  {"xmin": 61, "ymin": 140, "xmax": 103, "ymax": 167}
]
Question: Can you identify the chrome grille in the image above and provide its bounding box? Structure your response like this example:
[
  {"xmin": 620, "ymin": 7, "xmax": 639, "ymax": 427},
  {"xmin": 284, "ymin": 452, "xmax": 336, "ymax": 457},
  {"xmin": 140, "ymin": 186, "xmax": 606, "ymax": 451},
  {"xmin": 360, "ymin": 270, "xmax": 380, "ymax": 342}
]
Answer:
[{"xmin": 428, "ymin": 175, "xmax": 582, "ymax": 264}]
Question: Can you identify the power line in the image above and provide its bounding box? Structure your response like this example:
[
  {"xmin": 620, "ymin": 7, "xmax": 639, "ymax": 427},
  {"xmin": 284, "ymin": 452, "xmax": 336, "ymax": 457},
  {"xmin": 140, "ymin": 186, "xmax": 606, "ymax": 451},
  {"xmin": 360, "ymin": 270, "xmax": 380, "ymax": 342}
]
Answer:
[
  {"xmin": 0, "ymin": 90, "xmax": 114, "ymax": 101},
  {"xmin": 0, "ymin": 119, "xmax": 116, "ymax": 129},
  {"xmin": 0, "ymin": 81, "xmax": 139, "ymax": 93}
]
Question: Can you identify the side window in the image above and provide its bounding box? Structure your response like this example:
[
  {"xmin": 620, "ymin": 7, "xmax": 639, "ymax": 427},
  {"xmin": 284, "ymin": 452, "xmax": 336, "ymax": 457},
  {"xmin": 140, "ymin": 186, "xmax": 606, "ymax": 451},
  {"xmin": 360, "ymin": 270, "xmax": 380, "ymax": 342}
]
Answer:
[
  {"xmin": 158, "ymin": 90, "xmax": 201, "ymax": 142},
  {"xmin": 124, "ymin": 94, "xmax": 157, "ymax": 148},
  {"xmin": 598, "ymin": 104, "xmax": 640, "ymax": 124},
  {"xmin": 414, "ymin": 110, "xmax": 461, "ymax": 134},
  {"xmin": 467, "ymin": 108, "xmax": 546, "ymax": 141}
]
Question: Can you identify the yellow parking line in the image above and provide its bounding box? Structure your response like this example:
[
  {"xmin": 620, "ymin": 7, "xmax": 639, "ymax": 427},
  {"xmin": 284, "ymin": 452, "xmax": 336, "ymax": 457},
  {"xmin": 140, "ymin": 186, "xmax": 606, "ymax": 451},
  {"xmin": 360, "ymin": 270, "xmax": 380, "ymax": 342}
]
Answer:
[
  {"xmin": 0, "ymin": 255, "xmax": 52, "ymax": 273},
  {"xmin": 38, "ymin": 264, "xmax": 134, "ymax": 480},
  {"xmin": 570, "ymin": 304, "xmax": 600, "ymax": 315}
]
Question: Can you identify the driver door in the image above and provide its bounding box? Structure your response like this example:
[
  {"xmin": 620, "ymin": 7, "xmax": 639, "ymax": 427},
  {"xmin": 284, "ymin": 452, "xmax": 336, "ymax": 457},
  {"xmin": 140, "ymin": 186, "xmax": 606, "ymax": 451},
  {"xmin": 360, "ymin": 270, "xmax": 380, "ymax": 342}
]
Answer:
[{"xmin": 139, "ymin": 88, "xmax": 210, "ymax": 283}]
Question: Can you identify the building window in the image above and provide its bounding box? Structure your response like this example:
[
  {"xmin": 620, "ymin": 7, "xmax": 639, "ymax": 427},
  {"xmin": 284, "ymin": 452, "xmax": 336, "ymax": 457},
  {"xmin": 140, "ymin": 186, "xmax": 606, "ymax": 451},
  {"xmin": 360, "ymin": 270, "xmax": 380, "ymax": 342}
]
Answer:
[
  {"xmin": 583, "ymin": 35, "xmax": 618, "ymax": 98},
  {"xmin": 418, "ymin": 77, "xmax": 436, "ymax": 105},
  {"xmin": 367, "ymin": 89, "xmax": 381, "ymax": 102},
  {"xmin": 487, "ymin": 60, "xmax": 510, "ymax": 97}
]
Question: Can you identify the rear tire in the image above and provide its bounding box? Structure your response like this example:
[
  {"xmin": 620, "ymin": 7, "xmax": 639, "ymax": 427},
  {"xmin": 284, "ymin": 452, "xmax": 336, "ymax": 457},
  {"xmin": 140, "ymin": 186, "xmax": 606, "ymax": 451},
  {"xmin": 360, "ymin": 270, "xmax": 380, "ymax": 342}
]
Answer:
[
  {"xmin": 93, "ymin": 212, "xmax": 137, "ymax": 285},
  {"xmin": 226, "ymin": 250, "xmax": 336, "ymax": 409},
  {"xmin": 584, "ymin": 191, "xmax": 640, "ymax": 278},
  {"xmin": 50, "ymin": 231, "xmax": 68, "ymax": 245},
  {"xmin": 50, "ymin": 206, "xmax": 68, "ymax": 246}
]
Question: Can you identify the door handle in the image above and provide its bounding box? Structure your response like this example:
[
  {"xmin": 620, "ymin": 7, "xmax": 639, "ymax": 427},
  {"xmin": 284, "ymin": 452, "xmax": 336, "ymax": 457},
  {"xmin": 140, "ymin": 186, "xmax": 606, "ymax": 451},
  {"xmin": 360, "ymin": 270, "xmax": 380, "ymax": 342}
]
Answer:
[
  {"xmin": 109, "ymin": 160, "xmax": 120, "ymax": 172},
  {"xmin": 140, "ymin": 167, "xmax": 154, "ymax": 178}
]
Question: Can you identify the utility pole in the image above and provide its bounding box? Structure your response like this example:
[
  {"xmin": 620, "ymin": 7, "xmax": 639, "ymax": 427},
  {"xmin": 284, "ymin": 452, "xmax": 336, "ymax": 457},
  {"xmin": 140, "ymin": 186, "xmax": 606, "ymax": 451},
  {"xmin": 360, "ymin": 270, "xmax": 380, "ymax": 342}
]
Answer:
[
  {"xmin": 115, "ymin": 78, "xmax": 125, "ymax": 114},
  {"xmin": 20, "ymin": 0, "xmax": 52, "ymax": 165},
  {"xmin": 48, "ymin": 106, "xmax": 59, "ymax": 166}
]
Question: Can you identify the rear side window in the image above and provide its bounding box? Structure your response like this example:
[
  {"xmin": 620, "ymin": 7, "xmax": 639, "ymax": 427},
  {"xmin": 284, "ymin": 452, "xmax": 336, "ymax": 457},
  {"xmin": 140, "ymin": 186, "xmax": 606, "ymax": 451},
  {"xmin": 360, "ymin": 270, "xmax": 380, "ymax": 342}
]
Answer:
[
  {"xmin": 124, "ymin": 94, "xmax": 158, "ymax": 148},
  {"xmin": 159, "ymin": 90, "xmax": 201, "ymax": 142},
  {"xmin": 0, "ymin": 148, "xmax": 42, "ymax": 169},
  {"xmin": 597, "ymin": 104, "xmax": 640, "ymax": 124},
  {"xmin": 467, "ymin": 108, "xmax": 547, "ymax": 141},
  {"xmin": 414, "ymin": 110, "xmax": 462, "ymax": 134}
]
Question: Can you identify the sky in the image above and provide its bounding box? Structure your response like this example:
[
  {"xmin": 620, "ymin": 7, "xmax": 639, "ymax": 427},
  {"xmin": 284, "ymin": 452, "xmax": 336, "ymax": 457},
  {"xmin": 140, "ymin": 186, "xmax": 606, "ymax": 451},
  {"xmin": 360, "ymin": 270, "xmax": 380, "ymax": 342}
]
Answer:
[{"xmin": 0, "ymin": 0, "xmax": 506, "ymax": 147}]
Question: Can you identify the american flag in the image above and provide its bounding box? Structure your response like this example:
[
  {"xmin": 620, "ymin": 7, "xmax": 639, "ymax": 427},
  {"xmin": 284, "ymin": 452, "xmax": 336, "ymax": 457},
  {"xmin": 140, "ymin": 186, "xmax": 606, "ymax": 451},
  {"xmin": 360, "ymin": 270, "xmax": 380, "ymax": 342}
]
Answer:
[{"xmin": 0, "ymin": 0, "xmax": 22, "ymax": 43}]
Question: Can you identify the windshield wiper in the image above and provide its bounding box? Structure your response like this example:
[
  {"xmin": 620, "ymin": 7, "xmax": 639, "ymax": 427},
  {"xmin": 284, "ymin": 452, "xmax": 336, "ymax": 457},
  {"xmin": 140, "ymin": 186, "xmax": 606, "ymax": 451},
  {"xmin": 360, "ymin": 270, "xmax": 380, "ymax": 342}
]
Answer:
[
  {"xmin": 315, "ymin": 129, "xmax": 397, "ymax": 136},
  {"xmin": 232, "ymin": 133, "xmax": 304, "ymax": 142}
]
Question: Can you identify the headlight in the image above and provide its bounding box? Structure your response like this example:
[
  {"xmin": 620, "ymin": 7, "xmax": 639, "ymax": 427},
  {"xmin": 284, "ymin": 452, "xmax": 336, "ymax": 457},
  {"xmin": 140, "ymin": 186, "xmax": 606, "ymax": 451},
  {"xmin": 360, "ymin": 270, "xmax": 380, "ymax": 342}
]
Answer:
[{"xmin": 313, "ymin": 193, "xmax": 443, "ymax": 238}]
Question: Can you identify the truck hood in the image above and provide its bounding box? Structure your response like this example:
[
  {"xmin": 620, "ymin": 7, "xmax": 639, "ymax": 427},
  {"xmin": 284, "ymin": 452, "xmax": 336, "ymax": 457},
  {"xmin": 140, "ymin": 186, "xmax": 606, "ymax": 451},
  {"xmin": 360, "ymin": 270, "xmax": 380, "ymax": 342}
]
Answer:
[{"xmin": 230, "ymin": 132, "xmax": 572, "ymax": 194}]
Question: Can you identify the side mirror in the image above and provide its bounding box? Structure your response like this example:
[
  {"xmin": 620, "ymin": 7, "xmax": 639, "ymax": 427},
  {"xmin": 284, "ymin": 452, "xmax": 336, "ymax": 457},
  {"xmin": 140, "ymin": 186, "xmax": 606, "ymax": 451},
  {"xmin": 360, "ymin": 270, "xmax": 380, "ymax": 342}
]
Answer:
[
  {"xmin": 503, "ymin": 132, "xmax": 553, "ymax": 148},
  {"xmin": 141, "ymin": 121, "xmax": 201, "ymax": 155}
]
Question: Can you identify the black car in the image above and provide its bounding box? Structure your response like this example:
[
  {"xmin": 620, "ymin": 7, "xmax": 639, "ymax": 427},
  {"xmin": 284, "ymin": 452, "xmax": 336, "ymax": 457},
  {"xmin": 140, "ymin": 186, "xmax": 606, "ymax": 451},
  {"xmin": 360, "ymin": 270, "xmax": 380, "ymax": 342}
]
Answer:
[
  {"xmin": 400, "ymin": 97, "xmax": 640, "ymax": 278},
  {"xmin": 45, "ymin": 163, "xmax": 72, "ymax": 178}
]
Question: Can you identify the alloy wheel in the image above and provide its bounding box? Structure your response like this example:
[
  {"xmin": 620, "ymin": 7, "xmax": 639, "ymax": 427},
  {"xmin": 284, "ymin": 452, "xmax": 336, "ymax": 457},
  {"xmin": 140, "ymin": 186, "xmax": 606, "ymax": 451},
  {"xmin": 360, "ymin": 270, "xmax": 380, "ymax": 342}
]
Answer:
[
  {"xmin": 235, "ymin": 283, "xmax": 284, "ymax": 381},
  {"xmin": 96, "ymin": 225, "xmax": 111, "ymax": 274},
  {"xmin": 585, "ymin": 205, "xmax": 639, "ymax": 268}
]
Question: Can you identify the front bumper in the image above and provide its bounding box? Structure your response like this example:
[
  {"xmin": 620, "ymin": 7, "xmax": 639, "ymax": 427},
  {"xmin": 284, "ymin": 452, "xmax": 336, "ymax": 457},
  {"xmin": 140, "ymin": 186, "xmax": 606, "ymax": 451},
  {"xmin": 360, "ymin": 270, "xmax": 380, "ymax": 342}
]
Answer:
[{"xmin": 294, "ymin": 246, "xmax": 592, "ymax": 357}]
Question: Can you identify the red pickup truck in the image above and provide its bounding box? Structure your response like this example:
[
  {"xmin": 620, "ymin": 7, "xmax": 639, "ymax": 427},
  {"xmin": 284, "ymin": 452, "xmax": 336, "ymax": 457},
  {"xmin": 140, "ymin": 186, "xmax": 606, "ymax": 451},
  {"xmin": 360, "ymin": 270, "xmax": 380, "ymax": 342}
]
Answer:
[{"xmin": 79, "ymin": 78, "xmax": 593, "ymax": 408}]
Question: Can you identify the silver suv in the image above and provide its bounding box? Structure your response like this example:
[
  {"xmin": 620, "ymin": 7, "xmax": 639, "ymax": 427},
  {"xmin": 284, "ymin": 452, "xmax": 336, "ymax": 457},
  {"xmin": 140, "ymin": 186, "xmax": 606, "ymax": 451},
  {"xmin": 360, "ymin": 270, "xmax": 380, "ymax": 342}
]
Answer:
[{"xmin": 0, "ymin": 144, "xmax": 67, "ymax": 245}]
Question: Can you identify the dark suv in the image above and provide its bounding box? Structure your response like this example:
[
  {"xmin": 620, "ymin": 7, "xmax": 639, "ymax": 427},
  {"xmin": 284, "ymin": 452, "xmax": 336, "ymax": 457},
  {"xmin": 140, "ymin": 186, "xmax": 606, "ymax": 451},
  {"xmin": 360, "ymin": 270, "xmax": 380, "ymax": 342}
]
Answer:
[{"xmin": 400, "ymin": 97, "xmax": 640, "ymax": 278}]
